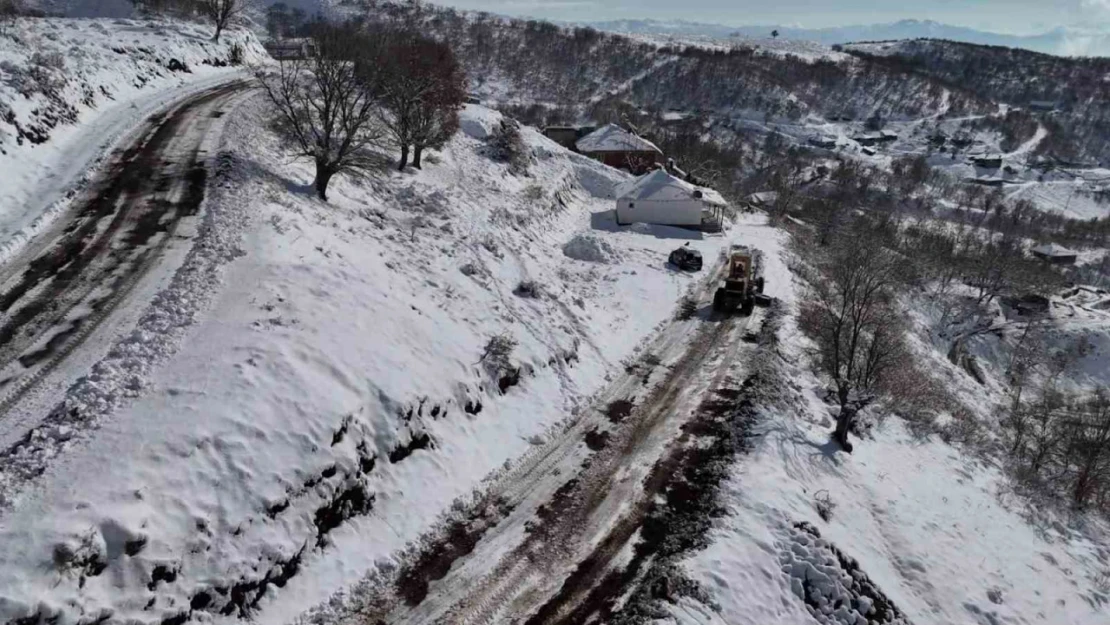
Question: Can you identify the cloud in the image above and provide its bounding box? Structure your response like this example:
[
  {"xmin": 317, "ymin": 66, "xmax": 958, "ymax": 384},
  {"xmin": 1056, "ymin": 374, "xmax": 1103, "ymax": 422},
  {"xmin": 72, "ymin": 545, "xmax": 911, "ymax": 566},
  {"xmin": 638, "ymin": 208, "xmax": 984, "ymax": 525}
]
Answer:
[{"xmin": 1082, "ymin": 0, "xmax": 1110, "ymax": 14}]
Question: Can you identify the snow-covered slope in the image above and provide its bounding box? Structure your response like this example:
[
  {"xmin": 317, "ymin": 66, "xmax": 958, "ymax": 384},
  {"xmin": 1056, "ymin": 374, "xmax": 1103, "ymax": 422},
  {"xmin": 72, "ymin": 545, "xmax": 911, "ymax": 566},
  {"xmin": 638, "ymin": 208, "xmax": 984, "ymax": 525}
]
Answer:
[
  {"xmin": 0, "ymin": 17, "xmax": 265, "ymax": 262},
  {"xmin": 664, "ymin": 252, "xmax": 1110, "ymax": 625},
  {"xmin": 0, "ymin": 96, "xmax": 742, "ymax": 623}
]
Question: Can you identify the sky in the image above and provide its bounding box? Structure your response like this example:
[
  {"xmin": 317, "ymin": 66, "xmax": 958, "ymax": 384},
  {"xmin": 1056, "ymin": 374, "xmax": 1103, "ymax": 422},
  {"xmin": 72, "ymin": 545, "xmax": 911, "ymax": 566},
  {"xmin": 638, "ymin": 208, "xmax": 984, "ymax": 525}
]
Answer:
[{"xmin": 429, "ymin": 0, "xmax": 1110, "ymax": 35}]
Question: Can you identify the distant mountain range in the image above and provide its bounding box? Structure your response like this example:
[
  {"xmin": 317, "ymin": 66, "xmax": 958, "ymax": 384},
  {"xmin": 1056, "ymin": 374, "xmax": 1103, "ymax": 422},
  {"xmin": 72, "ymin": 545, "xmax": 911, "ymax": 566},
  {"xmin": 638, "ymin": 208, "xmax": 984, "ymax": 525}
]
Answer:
[
  {"xmin": 23, "ymin": 1, "xmax": 1110, "ymax": 57},
  {"xmin": 583, "ymin": 18, "xmax": 1110, "ymax": 57}
]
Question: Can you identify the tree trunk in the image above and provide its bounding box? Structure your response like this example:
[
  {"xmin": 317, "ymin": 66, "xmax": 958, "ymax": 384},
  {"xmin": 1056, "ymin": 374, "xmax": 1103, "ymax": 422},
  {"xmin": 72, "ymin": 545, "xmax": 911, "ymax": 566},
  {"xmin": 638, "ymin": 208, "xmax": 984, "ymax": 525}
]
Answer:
[
  {"xmin": 398, "ymin": 144, "xmax": 409, "ymax": 171},
  {"xmin": 315, "ymin": 166, "xmax": 334, "ymax": 201},
  {"xmin": 413, "ymin": 145, "xmax": 424, "ymax": 169},
  {"xmin": 213, "ymin": 22, "xmax": 223, "ymax": 44},
  {"xmin": 833, "ymin": 384, "xmax": 854, "ymax": 452},
  {"xmin": 833, "ymin": 409, "xmax": 854, "ymax": 452}
]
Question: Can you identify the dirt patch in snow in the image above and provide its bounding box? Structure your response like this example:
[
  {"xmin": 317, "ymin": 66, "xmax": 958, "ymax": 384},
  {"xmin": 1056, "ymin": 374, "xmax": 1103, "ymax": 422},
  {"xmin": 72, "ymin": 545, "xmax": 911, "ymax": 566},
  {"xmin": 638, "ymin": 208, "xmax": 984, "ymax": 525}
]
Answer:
[
  {"xmin": 605, "ymin": 398, "xmax": 634, "ymax": 423},
  {"xmin": 395, "ymin": 496, "xmax": 516, "ymax": 607}
]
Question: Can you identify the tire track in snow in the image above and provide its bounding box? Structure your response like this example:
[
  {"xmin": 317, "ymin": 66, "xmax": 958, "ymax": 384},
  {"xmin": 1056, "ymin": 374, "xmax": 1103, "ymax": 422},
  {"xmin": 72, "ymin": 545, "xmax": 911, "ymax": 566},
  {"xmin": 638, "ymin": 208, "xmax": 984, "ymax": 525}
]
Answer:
[
  {"xmin": 0, "ymin": 80, "xmax": 254, "ymax": 505},
  {"xmin": 381, "ymin": 267, "xmax": 761, "ymax": 624}
]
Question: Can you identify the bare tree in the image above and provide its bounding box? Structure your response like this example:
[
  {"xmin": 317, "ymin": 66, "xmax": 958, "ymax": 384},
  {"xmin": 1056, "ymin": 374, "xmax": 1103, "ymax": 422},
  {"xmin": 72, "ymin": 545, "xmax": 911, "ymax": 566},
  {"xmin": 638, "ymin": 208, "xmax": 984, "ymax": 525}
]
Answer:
[
  {"xmin": 378, "ymin": 31, "xmax": 466, "ymax": 170},
  {"xmin": 1063, "ymin": 389, "xmax": 1110, "ymax": 509},
  {"xmin": 409, "ymin": 46, "xmax": 464, "ymax": 168},
  {"xmin": 198, "ymin": 0, "xmax": 246, "ymax": 43},
  {"xmin": 799, "ymin": 229, "xmax": 908, "ymax": 451},
  {"xmin": 257, "ymin": 24, "xmax": 387, "ymax": 201}
]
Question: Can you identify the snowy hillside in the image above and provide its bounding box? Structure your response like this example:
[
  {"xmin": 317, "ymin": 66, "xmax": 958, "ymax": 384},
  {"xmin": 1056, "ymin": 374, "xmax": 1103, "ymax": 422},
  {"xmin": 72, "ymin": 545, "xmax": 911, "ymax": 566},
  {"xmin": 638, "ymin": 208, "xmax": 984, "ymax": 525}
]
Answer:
[
  {"xmin": 2, "ymin": 5, "xmax": 1109, "ymax": 625},
  {"xmin": 666, "ymin": 294, "xmax": 1110, "ymax": 625},
  {"xmin": 0, "ymin": 17, "xmax": 265, "ymax": 262},
  {"xmin": 0, "ymin": 95, "xmax": 746, "ymax": 623}
]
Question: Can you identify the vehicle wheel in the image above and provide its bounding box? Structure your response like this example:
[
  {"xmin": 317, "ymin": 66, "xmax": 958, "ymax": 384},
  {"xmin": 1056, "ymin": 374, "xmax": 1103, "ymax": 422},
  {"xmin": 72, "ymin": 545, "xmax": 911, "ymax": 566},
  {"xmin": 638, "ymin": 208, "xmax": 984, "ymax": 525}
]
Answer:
[
  {"xmin": 756, "ymin": 277, "xmax": 765, "ymax": 294},
  {"xmin": 713, "ymin": 290, "xmax": 725, "ymax": 312},
  {"xmin": 741, "ymin": 298, "xmax": 755, "ymax": 316}
]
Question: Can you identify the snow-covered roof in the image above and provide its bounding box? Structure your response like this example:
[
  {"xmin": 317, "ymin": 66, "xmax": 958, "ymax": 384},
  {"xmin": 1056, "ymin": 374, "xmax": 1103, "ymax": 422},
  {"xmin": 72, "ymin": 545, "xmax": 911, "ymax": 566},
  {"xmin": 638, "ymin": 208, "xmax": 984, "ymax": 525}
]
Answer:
[
  {"xmin": 576, "ymin": 124, "xmax": 662, "ymax": 154},
  {"xmin": 616, "ymin": 169, "xmax": 727, "ymax": 206},
  {"xmin": 1032, "ymin": 243, "xmax": 1077, "ymax": 257},
  {"xmin": 746, "ymin": 191, "xmax": 779, "ymax": 205}
]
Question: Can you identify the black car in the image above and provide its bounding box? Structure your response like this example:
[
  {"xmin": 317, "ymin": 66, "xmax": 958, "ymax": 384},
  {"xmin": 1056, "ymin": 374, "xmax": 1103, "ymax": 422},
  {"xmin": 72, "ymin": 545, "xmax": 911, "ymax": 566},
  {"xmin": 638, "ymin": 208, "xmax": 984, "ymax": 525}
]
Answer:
[{"xmin": 668, "ymin": 246, "xmax": 703, "ymax": 271}]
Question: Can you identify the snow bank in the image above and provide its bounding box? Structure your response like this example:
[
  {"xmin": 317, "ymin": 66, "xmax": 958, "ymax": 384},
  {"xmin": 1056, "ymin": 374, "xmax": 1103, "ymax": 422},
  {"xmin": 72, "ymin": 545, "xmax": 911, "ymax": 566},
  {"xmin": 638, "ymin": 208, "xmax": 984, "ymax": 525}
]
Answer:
[{"xmin": 0, "ymin": 17, "xmax": 265, "ymax": 262}]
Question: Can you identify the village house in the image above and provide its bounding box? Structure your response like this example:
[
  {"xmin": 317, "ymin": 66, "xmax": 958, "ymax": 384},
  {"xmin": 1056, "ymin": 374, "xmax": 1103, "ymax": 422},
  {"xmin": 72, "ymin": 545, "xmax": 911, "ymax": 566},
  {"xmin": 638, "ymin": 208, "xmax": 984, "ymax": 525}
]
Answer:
[
  {"xmin": 1031, "ymin": 243, "xmax": 1079, "ymax": 265},
  {"xmin": 852, "ymin": 129, "xmax": 897, "ymax": 147},
  {"xmin": 966, "ymin": 176, "xmax": 1007, "ymax": 187},
  {"xmin": 263, "ymin": 39, "xmax": 315, "ymax": 60},
  {"xmin": 542, "ymin": 125, "xmax": 596, "ymax": 150},
  {"xmin": 615, "ymin": 169, "xmax": 727, "ymax": 228},
  {"xmin": 745, "ymin": 191, "xmax": 779, "ymax": 210},
  {"xmin": 971, "ymin": 154, "xmax": 1004, "ymax": 169},
  {"xmin": 808, "ymin": 136, "xmax": 838, "ymax": 149},
  {"xmin": 576, "ymin": 124, "xmax": 664, "ymax": 175}
]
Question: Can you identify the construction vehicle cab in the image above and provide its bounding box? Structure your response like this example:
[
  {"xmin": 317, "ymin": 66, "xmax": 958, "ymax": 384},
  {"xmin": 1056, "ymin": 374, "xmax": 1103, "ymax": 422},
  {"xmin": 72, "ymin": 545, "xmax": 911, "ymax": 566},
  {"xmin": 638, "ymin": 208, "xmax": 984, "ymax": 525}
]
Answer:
[{"xmin": 713, "ymin": 245, "xmax": 767, "ymax": 315}]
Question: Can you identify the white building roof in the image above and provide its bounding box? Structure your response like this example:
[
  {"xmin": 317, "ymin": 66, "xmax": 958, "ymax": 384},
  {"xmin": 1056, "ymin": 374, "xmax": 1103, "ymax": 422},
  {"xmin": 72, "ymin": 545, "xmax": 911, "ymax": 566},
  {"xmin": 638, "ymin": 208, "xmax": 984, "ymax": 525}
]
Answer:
[
  {"xmin": 577, "ymin": 124, "xmax": 662, "ymax": 154},
  {"xmin": 616, "ymin": 169, "xmax": 727, "ymax": 207},
  {"xmin": 1032, "ymin": 243, "xmax": 1077, "ymax": 257},
  {"xmin": 746, "ymin": 191, "xmax": 779, "ymax": 205}
]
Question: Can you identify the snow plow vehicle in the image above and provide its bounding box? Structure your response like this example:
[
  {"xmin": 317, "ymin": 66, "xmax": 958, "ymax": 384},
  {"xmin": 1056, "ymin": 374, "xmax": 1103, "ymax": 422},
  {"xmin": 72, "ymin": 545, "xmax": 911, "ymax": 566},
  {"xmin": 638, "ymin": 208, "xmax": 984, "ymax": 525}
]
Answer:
[{"xmin": 713, "ymin": 245, "xmax": 769, "ymax": 315}]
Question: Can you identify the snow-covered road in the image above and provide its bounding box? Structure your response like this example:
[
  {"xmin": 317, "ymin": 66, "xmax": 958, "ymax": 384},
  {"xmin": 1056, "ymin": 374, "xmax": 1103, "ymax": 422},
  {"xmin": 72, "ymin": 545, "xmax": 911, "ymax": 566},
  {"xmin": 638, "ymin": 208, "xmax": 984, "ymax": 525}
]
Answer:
[
  {"xmin": 339, "ymin": 262, "xmax": 768, "ymax": 624},
  {"xmin": 0, "ymin": 79, "xmax": 255, "ymax": 490}
]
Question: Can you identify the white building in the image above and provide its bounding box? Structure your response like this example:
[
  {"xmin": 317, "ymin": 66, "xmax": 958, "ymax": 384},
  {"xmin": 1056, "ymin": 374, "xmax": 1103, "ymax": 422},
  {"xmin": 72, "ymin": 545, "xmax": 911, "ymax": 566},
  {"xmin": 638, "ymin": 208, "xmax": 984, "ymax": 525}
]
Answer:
[{"xmin": 614, "ymin": 169, "xmax": 727, "ymax": 227}]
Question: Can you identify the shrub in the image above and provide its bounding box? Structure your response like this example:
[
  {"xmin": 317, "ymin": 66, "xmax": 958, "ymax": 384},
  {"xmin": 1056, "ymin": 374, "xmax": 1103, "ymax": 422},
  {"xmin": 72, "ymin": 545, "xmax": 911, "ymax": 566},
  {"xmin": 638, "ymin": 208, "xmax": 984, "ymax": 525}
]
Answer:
[
  {"xmin": 513, "ymin": 280, "xmax": 541, "ymax": 299},
  {"xmin": 488, "ymin": 119, "xmax": 529, "ymax": 175},
  {"xmin": 479, "ymin": 333, "xmax": 518, "ymax": 385},
  {"xmin": 814, "ymin": 490, "xmax": 836, "ymax": 522},
  {"xmin": 229, "ymin": 42, "xmax": 245, "ymax": 65},
  {"xmin": 522, "ymin": 184, "xmax": 544, "ymax": 201},
  {"xmin": 676, "ymin": 295, "xmax": 698, "ymax": 320}
]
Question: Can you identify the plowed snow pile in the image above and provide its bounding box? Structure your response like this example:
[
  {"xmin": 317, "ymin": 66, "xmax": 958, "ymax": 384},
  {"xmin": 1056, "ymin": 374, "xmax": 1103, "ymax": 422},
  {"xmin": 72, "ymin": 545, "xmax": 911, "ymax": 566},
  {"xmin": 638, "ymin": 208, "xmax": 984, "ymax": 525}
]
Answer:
[{"xmin": 563, "ymin": 232, "xmax": 618, "ymax": 263}]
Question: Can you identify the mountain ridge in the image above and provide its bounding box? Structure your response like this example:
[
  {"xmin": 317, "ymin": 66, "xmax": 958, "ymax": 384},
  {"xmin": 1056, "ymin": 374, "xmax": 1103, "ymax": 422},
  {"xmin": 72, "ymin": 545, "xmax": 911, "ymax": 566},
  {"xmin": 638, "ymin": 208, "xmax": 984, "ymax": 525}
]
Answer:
[{"xmin": 582, "ymin": 17, "xmax": 1110, "ymax": 57}]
